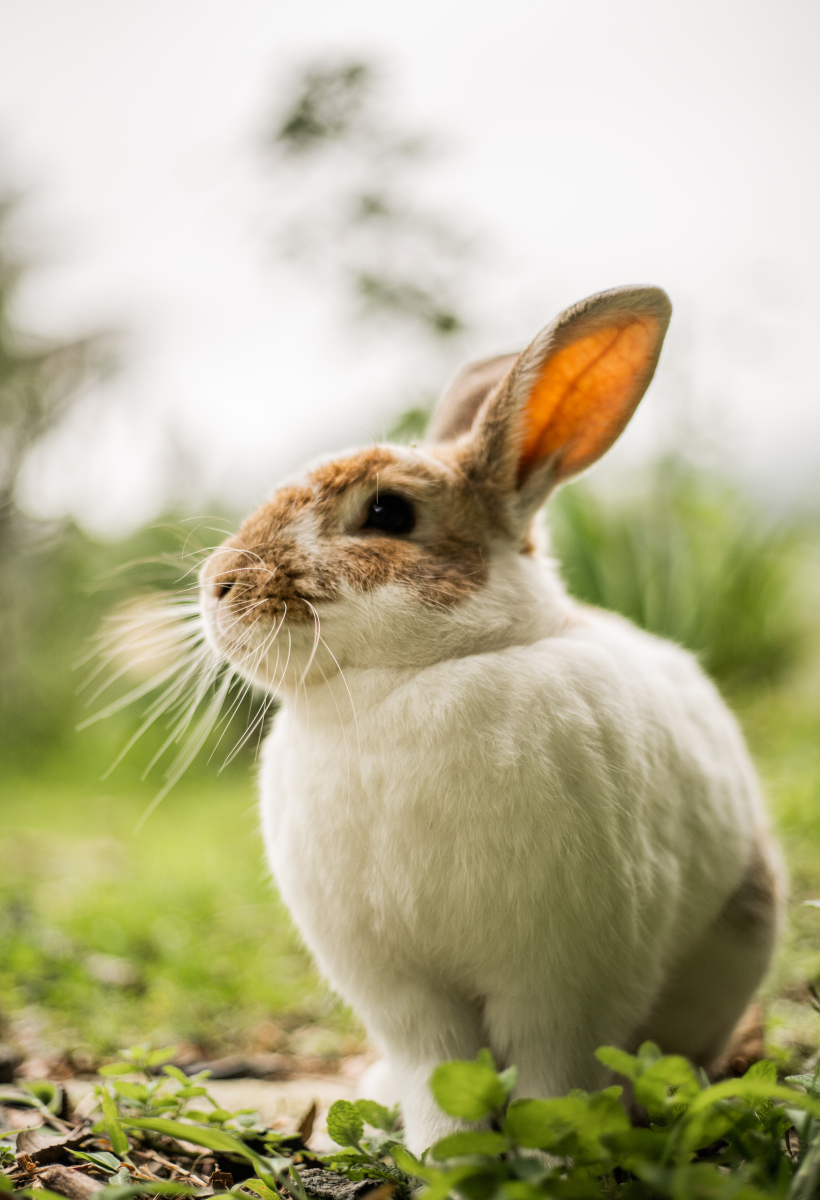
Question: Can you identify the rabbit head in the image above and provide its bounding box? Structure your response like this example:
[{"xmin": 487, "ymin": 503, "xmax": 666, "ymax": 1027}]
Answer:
[{"xmin": 200, "ymin": 285, "xmax": 671, "ymax": 688}]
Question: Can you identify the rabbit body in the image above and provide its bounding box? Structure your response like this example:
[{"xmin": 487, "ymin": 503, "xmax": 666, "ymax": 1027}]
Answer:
[
  {"xmin": 258, "ymin": 551, "xmax": 775, "ymax": 1150},
  {"xmin": 202, "ymin": 287, "xmax": 782, "ymax": 1153}
]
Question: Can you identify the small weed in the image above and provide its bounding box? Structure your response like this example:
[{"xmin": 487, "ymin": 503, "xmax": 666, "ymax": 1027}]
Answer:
[{"xmin": 5, "ymin": 1041, "xmax": 820, "ymax": 1199}]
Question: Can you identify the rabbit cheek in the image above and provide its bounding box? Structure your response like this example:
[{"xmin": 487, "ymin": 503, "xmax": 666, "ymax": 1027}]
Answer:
[{"xmin": 331, "ymin": 538, "xmax": 487, "ymax": 609}]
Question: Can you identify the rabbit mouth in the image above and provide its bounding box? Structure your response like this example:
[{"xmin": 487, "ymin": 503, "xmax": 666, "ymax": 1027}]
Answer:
[
  {"xmin": 207, "ymin": 589, "xmax": 321, "ymax": 649},
  {"xmin": 200, "ymin": 572, "xmax": 332, "ymax": 685}
]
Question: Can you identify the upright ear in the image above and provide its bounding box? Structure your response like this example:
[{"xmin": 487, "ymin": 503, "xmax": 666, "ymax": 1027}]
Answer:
[
  {"xmin": 465, "ymin": 285, "xmax": 671, "ymax": 529},
  {"xmin": 426, "ymin": 353, "xmax": 519, "ymax": 442}
]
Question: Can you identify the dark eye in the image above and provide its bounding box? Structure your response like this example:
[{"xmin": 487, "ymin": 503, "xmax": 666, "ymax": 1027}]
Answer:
[{"xmin": 363, "ymin": 492, "xmax": 416, "ymax": 535}]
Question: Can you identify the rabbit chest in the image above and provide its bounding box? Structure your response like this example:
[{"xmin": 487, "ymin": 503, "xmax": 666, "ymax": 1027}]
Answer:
[{"xmin": 258, "ymin": 618, "xmax": 760, "ymax": 1006}]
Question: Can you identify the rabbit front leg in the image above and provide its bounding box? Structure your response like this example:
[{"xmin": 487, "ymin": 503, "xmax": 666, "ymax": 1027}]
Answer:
[
  {"xmin": 355, "ymin": 981, "xmax": 486, "ymax": 1154},
  {"xmin": 483, "ymin": 992, "xmax": 621, "ymax": 1101}
]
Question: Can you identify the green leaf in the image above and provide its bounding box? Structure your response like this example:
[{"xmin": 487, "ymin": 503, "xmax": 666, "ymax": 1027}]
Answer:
[
  {"xmin": 115, "ymin": 1081, "xmax": 150, "ymax": 1104},
  {"xmin": 787, "ymin": 1073, "xmax": 818, "ymax": 1090},
  {"xmin": 430, "ymin": 1059, "xmax": 506, "ymax": 1120},
  {"xmin": 633, "ymin": 1055, "xmax": 701, "ymax": 1115},
  {"xmin": 326, "ymin": 1100, "xmax": 364, "ymax": 1148},
  {"xmin": 89, "ymin": 1185, "xmax": 194, "ymax": 1200},
  {"xmin": 145, "ymin": 1046, "xmax": 178, "ymax": 1067},
  {"xmin": 243, "ymin": 1181, "xmax": 279, "ymax": 1200},
  {"xmin": 390, "ymin": 1146, "xmax": 425, "ymax": 1179},
  {"xmin": 419, "ymin": 1165, "xmax": 487, "ymax": 1200},
  {"xmin": 120, "ymin": 1116, "xmax": 260, "ymax": 1158},
  {"xmin": 287, "ymin": 1163, "xmax": 308, "ymax": 1200},
  {"xmin": 391, "ymin": 1144, "xmax": 483, "ymax": 1200},
  {"xmin": 504, "ymin": 1088, "xmax": 628, "ymax": 1161},
  {"xmin": 497, "ymin": 1066, "xmax": 518, "ymax": 1096},
  {"xmin": 594, "ymin": 1045, "xmax": 641, "ymax": 1082},
  {"xmin": 121, "ymin": 1118, "xmax": 286, "ymax": 1194},
  {"xmin": 0, "ymin": 1173, "xmax": 13, "ymax": 1193},
  {"xmin": 69, "ymin": 1150, "xmax": 123, "ymax": 1172},
  {"xmin": 352, "ymin": 1099, "xmax": 395, "ymax": 1132},
  {"xmin": 101, "ymin": 1086, "xmax": 130, "ymax": 1157},
  {"xmin": 99, "ymin": 1063, "xmax": 135, "ymax": 1077},
  {"xmin": 162, "ymin": 1066, "xmax": 191, "ymax": 1085},
  {"xmin": 745, "ymin": 1058, "xmax": 777, "ymax": 1084},
  {"xmin": 23, "ymin": 1082, "xmax": 62, "ymax": 1114},
  {"xmin": 688, "ymin": 1077, "xmax": 820, "ymax": 1118},
  {"xmin": 431, "ymin": 1131, "xmax": 508, "ymax": 1158},
  {"xmin": 636, "ymin": 1041, "xmax": 662, "ymax": 1068},
  {"xmin": 15, "ymin": 1189, "xmax": 74, "ymax": 1200},
  {"xmin": 505, "ymin": 1097, "xmax": 571, "ymax": 1150}
]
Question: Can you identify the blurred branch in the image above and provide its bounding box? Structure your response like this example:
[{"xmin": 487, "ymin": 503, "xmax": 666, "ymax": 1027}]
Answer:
[
  {"xmin": 271, "ymin": 61, "xmax": 373, "ymax": 153},
  {"xmin": 262, "ymin": 58, "xmax": 477, "ymax": 347},
  {"xmin": 0, "ymin": 186, "xmax": 117, "ymax": 555}
]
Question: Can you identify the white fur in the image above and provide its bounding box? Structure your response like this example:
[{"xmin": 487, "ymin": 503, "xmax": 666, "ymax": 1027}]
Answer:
[{"xmin": 251, "ymin": 545, "xmax": 772, "ymax": 1152}]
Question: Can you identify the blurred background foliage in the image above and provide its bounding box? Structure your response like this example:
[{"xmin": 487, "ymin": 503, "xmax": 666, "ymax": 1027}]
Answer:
[{"xmin": 1, "ymin": 60, "xmax": 820, "ymax": 1074}]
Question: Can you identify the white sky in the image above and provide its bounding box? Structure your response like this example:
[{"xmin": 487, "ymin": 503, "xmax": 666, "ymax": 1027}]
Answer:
[{"xmin": 1, "ymin": 0, "xmax": 819, "ymax": 534}]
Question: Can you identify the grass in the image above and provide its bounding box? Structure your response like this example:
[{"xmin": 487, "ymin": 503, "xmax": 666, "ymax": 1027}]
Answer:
[
  {"xmin": 549, "ymin": 460, "xmax": 810, "ymax": 687},
  {"xmin": 0, "ymin": 770, "xmax": 361, "ymax": 1065},
  {"xmin": 734, "ymin": 667, "xmax": 820, "ymax": 1066}
]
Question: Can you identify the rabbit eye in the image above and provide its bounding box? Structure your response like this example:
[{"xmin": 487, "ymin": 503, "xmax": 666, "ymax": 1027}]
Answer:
[{"xmin": 363, "ymin": 492, "xmax": 416, "ymax": 536}]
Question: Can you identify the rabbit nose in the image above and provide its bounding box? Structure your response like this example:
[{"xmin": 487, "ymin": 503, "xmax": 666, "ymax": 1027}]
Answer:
[{"xmin": 212, "ymin": 579, "xmax": 234, "ymax": 601}]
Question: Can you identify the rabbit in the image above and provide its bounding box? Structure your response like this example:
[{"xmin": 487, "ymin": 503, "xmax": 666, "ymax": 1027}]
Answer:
[{"xmin": 200, "ymin": 285, "xmax": 783, "ymax": 1154}]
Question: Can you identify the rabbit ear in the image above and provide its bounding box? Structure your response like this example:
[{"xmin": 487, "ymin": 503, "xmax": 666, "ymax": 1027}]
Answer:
[
  {"xmin": 466, "ymin": 285, "xmax": 671, "ymax": 525},
  {"xmin": 427, "ymin": 353, "xmax": 519, "ymax": 443}
]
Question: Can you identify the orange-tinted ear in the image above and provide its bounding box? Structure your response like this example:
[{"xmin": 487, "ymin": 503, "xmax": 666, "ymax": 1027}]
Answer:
[
  {"xmin": 516, "ymin": 286, "xmax": 671, "ymax": 485},
  {"xmin": 462, "ymin": 286, "xmax": 671, "ymax": 535}
]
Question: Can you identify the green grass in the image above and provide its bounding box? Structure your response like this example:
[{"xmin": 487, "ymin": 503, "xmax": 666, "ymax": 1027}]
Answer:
[
  {"xmin": 733, "ymin": 667, "xmax": 820, "ymax": 1067},
  {"xmin": 548, "ymin": 461, "xmax": 810, "ymax": 687},
  {"xmin": 0, "ymin": 771, "xmax": 360, "ymax": 1063}
]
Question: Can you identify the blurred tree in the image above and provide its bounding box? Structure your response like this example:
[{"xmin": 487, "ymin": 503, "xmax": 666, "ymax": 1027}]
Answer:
[
  {"xmin": 0, "ymin": 185, "xmax": 115, "ymax": 758},
  {"xmin": 263, "ymin": 59, "xmax": 482, "ymax": 431},
  {"xmin": 0, "ymin": 190, "xmax": 113, "ymax": 553}
]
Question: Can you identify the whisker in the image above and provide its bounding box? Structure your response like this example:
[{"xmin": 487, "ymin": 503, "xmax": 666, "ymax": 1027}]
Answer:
[
  {"xmin": 217, "ymin": 612, "xmax": 285, "ymax": 768},
  {"xmin": 318, "ymin": 634, "xmax": 362, "ymax": 764},
  {"xmin": 79, "ymin": 528, "xmax": 300, "ymax": 830},
  {"xmin": 134, "ymin": 670, "xmax": 235, "ymax": 834}
]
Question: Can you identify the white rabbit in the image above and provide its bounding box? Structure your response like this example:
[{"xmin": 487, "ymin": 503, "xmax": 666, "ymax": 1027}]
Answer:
[{"xmin": 200, "ymin": 286, "xmax": 783, "ymax": 1154}]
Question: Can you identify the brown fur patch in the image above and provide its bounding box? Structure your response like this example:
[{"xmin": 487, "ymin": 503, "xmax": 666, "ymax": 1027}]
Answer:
[
  {"xmin": 202, "ymin": 446, "xmax": 490, "ymax": 634},
  {"xmin": 710, "ymin": 1002, "xmax": 765, "ymax": 1079},
  {"xmin": 718, "ymin": 839, "xmax": 780, "ymax": 944}
]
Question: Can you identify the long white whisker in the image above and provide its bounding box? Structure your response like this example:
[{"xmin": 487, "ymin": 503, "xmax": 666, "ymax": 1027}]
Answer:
[
  {"xmin": 314, "ymin": 654, "xmax": 351, "ymax": 812},
  {"xmin": 318, "ymin": 634, "xmax": 362, "ymax": 765},
  {"xmin": 101, "ymin": 649, "xmax": 219, "ymax": 778},
  {"xmin": 299, "ymin": 601, "xmax": 322, "ymax": 689},
  {"xmin": 134, "ymin": 670, "xmax": 235, "ymax": 834},
  {"xmin": 217, "ymin": 612, "xmax": 286, "ymax": 768}
]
